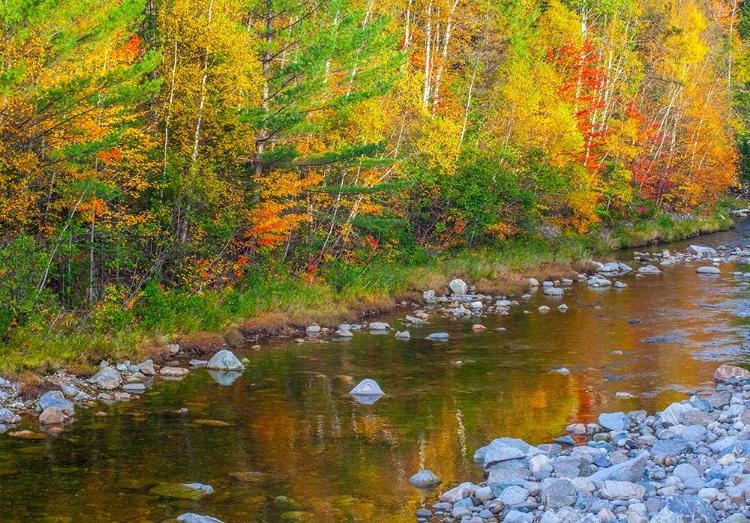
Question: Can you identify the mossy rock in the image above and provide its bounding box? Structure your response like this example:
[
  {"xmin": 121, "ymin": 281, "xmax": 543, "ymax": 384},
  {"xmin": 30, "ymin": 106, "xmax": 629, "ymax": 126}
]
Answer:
[{"xmin": 150, "ymin": 483, "xmax": 213, "ymax": 500}]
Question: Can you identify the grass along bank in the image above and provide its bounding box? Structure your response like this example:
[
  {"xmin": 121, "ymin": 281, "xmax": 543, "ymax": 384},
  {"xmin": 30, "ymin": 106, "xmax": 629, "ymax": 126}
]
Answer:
[{"xmin": 0, "ymin": 214, "xmax": 735, "ymax": 377}]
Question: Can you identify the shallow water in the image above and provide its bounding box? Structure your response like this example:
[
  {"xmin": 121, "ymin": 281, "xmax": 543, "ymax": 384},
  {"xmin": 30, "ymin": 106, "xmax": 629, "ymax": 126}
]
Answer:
[{"xmin": 4, "ymin": 227, "xmax": 750, "ymax": 522}]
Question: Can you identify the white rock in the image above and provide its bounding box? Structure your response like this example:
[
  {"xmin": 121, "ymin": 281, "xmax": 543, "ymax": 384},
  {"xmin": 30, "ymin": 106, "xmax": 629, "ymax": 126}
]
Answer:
[{"xmin": 448, "ymin": 279, "xmax": 468, "ymax": 295}]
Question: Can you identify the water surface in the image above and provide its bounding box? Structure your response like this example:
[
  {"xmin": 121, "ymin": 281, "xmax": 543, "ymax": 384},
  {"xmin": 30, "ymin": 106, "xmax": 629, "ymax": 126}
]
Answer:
[{"xmin": 3, "ymin": 228, "xmax": 750, "ymax": 522}]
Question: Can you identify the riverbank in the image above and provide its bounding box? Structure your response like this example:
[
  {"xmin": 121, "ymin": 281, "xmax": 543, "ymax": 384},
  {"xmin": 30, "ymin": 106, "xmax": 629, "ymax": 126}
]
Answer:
[
  {"xmin": 413, "ymin": 364, "xmax": 750, "ymax": 523},
  {"xmin": 0, "ymin": 214, "xmax": 734, "ymax": 377}
]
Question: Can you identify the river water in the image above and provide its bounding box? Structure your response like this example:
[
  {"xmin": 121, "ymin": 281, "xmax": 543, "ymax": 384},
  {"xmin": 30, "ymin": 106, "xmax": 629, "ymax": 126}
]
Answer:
[{"xmin": 4, "ymin": 227, "xmax": 750, "ymax": 522}]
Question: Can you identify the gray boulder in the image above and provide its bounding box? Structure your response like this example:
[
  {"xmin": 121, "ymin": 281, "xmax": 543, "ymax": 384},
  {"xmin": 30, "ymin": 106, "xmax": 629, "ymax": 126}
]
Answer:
[
  {"xmin": 598, "ymin": 412, "xmax": 629, "ymax": 432},
  {"xmin": 408, "ymin": 469, "xmax": 441, "ymax": 489},
  {"xmin": 541, "ymin": 478, "xmax": 577, "ymax": 509},
  {"xmin": 39, "ymin": 407, "xmax": 66, "ymax": 425},
  {"xmin": 206, "ymin": 350, "xmax": 245, "ymax": 371},
  {"xmin": 89, "ymin": 366, "xmax": 122, "ymax": 390},
  {"xmin": 0, "ymin": 408, "xmax": 21, "ymax": 424},
  {"xmin": 696, "ymin": 266, "xmax": 720, "ymax": 275},
  {"xmin": 599, "ymin": 480, "xmax": 645, "ymax": 500},
  {"xmin": 659, "ymin": 495, "xmax": 717, "ymax": 522},
  {"xmin": 138, "ymin": 359, "xmax": 156, "ymax": 375},
  {"xmin": 39, "ymin": 390, "xmax": 75, "ymax": 416},
  {"xmin": 449, "ymin": 279, "xmax": 468, "ymax": 295}
]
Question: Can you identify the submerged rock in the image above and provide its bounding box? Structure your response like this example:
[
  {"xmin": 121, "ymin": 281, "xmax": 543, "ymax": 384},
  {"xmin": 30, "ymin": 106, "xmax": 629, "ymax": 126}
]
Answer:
[{"xmin": 150, "ymin": 482, "xmax": 214, "ymax": 500}]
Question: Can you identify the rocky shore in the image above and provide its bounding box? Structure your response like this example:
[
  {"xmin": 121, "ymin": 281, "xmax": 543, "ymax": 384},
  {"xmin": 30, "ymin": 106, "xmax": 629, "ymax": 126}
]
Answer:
[{"xmin": 411, "ymin": 365, "xmax": 750, "ymax": 523}]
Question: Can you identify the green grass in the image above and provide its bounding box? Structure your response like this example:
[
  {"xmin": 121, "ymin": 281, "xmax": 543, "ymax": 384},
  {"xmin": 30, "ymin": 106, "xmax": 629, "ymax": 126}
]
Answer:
[{"xmin": 0, "ymin": 213, "xmax": 735, "ymax": 376}]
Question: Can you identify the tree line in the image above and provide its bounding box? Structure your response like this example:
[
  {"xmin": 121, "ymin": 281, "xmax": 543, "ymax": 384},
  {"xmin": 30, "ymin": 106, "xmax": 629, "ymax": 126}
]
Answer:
[{"xmin": 0, "ymin": 0, "xmax": 747, "ymax": 336}]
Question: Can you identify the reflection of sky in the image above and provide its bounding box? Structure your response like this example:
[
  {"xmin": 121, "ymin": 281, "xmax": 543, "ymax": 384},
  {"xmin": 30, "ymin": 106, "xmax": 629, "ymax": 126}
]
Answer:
[{"xmin": 5, "ymin": 225, "xmax": 750, "ymax": 522}]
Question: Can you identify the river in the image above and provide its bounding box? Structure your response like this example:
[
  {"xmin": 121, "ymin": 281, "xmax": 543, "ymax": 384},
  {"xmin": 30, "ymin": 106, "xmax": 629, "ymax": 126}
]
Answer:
[{"xmin": 3, "ymin": 226, "xmax": 750, "ymax": 522}]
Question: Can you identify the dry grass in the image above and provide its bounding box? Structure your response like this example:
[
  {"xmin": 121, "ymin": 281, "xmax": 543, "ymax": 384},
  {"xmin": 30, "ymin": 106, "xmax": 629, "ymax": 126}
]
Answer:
[{"xmin": 177, "ymin": 332, "xmax": 228, "ymax": 358}]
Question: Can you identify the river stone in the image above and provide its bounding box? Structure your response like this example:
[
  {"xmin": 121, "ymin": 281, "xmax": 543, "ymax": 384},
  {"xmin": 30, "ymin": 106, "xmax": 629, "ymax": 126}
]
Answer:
[
  {"xmin": 599, "ymin": 480, "xmax": 645, "ymax": 500},
  {"xmin": 681, "ymin": 424, "xmax": 707, "ymax": 442},
  {"xmin": 426, "ymin": 332, "xmax": 449, "ymax": 341},
  {"xmin": 660, "ymin": 403, "xmax": 695, "ymax": 426},
  {"xmin": 39, "ymin": 407, "xmax": 66, "ymax": 425},
  {"xmin": 681, "ymin": 409, "xmax": 715, "ymax": 426},
  {"xmin": 474, "ymin": 485, "xmax": 495, "ymax": 502},
  {"xmin": 206, "ymin": 350, "xmax": 245, "ymax": 371},
  {"xmin": 544, "ymin": 287, "xmax": 564, "ymax": 296},
  {"xmin": 439, "ymin": 482, "xmax": 474, "ymax": 503},
  {"xmin": 498, "ymin": 485, "xmax": 529, "ymax": 505},
  {"xmin": 651, "ymin": 508, "xmax": 683, "ymax": 523},
  {"xmin": 122, "ymin": 383, "xmax": 146, "ymax": 394},
  {"xmin": 177, "ymin": 514, "xmax": 225, "ymax": 523},
  {"xmin": 394, "ymin": 331, "xmax": 410, "ymax": 340},
  {"xmin": 696, "ymin": 266, "xmax": 720, "ymax": 275},
  {"xmin": 541, "ymin": 478, "xmax": 577, "ymax": 509},
  {"xmin": 408, "ymin": 469, "xmax": 441, "ymax": 489},
  {"xmin": 138, "ymin": 359, "xmax": 156, "ymax": 375},
  {"xmin": 503, "ymin": 510, "xmax": 534, "ymax": 523},
  {"xmin": 673, "ymin": 463, "xmax": 700, "ymax": 483},
  {"xmin": 89, "ymin": 366, "xmax": 122, "ymax": 390},
  {"xmin": 449, "ymin": 279, "xmax": 468, "ymax": 295},
  {"xmin": 659, "ymin": 494, "xmax": 717, "ymax": 522},
  {"xmin": 484, "ymin": 445, "xmax": 525, "ymax": 467},
  {"xmin": 637, "ymin": 265, "xmax": 661, "ymax": 274},
  {"xmin": 160, "ymin": 366, "xmax": 189, "ymax": 377},
  {"xmin": 487, "ymin": 459, "xmax": 529, "ymax": 483},
  {"xmin": 552, "ymin": 456, "xmax": 587, "ymax": 478},
  {"xmin": 598, "ymin": 412, "xmax": 629, "ymax": 432},
  {"xmin": 349, "ymin": 378, "xmax": 384, "ymax": 397},
  {"xmin": 715, "ymin": 364, "xmax": 750, "ymax": 382},
  {"xmin": 652, "ymin": 438, "xmax": 688, "ymax": 457},
  {"xmin": 706, "ymin": 390, "xmax": 732, "ymax": 409},
  {"xmin": 0, "ymin": 408, "xmax": 21, "ymax": 424},
  {"xmin": 688, "ymin": 245, "xmax": 718, "ymax": 258},
  {"xmin": 722, "ymin": 516, "xmax": 750, "ymax": 523},
  {"xmin": 39, "ymin": 391, "xmax": 75, "ymax": 416},
  {"xmin": 423, "ymin": 290, "xmax": 436, "ymax": 303},
  {"xmin": 600, "ymin": 261, "xmax": 620, "ymax": 273},
  {"xmin": 368, "ymin": 322, "xmax": 390, "ymax": 331}
]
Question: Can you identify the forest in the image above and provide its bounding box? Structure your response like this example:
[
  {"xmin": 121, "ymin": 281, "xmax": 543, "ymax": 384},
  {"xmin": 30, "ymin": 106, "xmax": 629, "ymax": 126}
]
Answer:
[{"xmin": 0, "ymin": 0, "xmax": 748, "ymax": 355}]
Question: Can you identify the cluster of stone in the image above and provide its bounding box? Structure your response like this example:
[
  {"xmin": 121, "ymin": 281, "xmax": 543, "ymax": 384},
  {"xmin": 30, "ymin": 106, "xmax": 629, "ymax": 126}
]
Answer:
[{"xmin": 413, "ymin": 365, "xmax": 750, "ymax": 523}]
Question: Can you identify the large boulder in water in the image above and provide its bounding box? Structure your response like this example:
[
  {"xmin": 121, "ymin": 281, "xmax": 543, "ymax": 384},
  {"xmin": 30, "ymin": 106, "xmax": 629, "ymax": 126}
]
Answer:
[
  {"xmin": 408, "ymin": 469, "xmax": 442, "ymax": 489},
  {"xmin": 349, "ymin": 378, "xmax": 384, "ymax": 397},
  {"xmin": 206, "ymin": 350, "xmax": 245, "ymax": 371}
]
